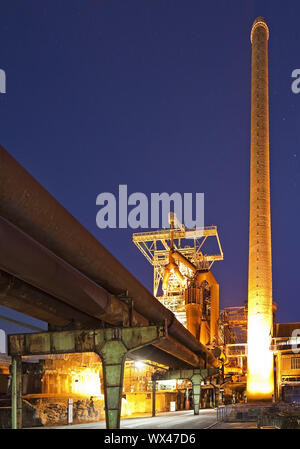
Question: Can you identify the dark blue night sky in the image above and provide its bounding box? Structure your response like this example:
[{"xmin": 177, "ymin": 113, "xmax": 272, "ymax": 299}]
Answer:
[{"xmin": 0, "ymin": 0, "xmax": 299, "ymax": 336}]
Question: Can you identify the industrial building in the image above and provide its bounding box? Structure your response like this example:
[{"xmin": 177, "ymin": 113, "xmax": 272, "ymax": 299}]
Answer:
[{"xmin": 0, "ymin": 16, "xmax": 299, "ymax": 429}]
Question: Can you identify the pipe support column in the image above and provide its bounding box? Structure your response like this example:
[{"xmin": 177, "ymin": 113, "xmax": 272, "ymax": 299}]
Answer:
[
  {"xmin": 156, "ymin": 368, "xmax": 219, "ymax": 416},
  {"xmin": 191, "ymin": 369, "xmax": 202, "ymax": 415},
  {"xmin": 11, "ymin": 356, "xmax": 22, "ymax": 429},
  {"xmin": 8, "ymin": 325, "xmax": 167, "ymax": 430},
  {"xmin": 99, "ymin": 340, "xmax": 127, "ymax": 429}
]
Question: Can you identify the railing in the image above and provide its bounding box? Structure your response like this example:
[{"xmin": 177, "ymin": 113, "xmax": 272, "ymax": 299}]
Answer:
[
  {"xmin": 217, "ymin": 403, "xmax": 300, "ymax": 427},
  {"xmin": 257, "ymin": 413, "xmax": 282, "ymax": 429},
  {"xmin": 257, "ymin": 406, "xmax": 300, "ymax": 429},
  {"xmin": 222, "ymin": 307, "xmax": 247, "ymax": 323},
  {"xmin": 133, "ymin": 226, "xmax": 218, "ymax": 241},
  {"xmin": 225, "ymin": 343, "xmax": 248, "ymax": 357},
  {"xmin": 271, "ymin": 336, "xmax": 300, "ymax": 351},
  {"xmin": 217, "ymin": 404, "xmax": 259, "ymax": 422}
]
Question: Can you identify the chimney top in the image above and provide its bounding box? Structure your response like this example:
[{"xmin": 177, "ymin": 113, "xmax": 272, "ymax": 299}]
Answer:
[{"xmin": 251, "ymin": 17, "xmax": 269, "ymax": 43}]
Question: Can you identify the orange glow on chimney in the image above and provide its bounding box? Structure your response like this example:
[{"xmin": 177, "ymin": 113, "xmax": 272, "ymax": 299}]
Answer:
[{"xmin": 247, "ymin": 17, "xmax": 274, "ymax": 401}]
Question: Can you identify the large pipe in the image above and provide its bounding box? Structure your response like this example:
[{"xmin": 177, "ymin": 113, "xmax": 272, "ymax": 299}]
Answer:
[
  {"xmin": 163, "ymin": 251, "xmax": 195, "ymax": 291},
  {"xmin": 185, "ymin": 288, "xmax": 202, "ymax": 342},
  {"xmin": 0, "ymin": 270, "xmax": 103, "ymax": 329},
  {"xmin": 0, "ymin": 215, "xmax": 132, "ymax": 326},
  {"xmin": 131, "ymin": 347, "xmax": 193, "ymax": 370},
  {"xmin": 0, "ymin": 145, "xmax": 217, "ymax": 366},
  {"xmin": 0, "ymin": 216, "xmax": 205, "ymax": 367},
  {"xmin": 155, "ymin": 335, "xmax": 201, "ymax": 368},
  {"xmin": 0, "ymin": 269, "xmax": 197, "ymax": 367},
  {"xmin": 172, "ymin": 251, "xmax": 197, "ymax": 273},
  {"xmin": 171, "ymin": 253, "xmax": 219, "ymax": 345},
  {"xmin": 195, "ymin": 271, "xmax": 219, "ymax": 345}
]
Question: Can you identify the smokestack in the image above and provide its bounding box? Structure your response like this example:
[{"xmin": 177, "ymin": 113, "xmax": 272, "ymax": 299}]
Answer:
[{"xmin": 247, "ymin": 17, "xmax": 274, "ymax": 401}]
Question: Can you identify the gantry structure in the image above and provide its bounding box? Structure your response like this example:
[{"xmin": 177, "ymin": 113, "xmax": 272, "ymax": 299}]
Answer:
[
  {"xmin": 219, "ymin": 306, "xmax": 248, "ymax": 381},
  {"xmin": 133, "ymin": 214, "xmax": 224, "ymax": 327},
  {"xmin": 220, "ymin": 306, "xmax": 248, "ymax": 345}
]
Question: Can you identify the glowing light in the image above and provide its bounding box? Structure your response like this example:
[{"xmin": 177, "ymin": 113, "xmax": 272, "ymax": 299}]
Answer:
[
  {"xmin": 135, "ymin": 361, "xmax": 145, "ymax": 370},
  {"xmin": 247, "ymin": 16, "xmax": 274, "ymax": 401},
  {"xmin": 250, "ymin": 18, "xmax": 269, "ymax": 43},
  {"xmin": 121, "ymin": 397, "xmax": 133, "ymax": 416},
  {"xmin": 72, "ymin": 367, "xmax": 101, "ymax": 396},
  {"xmin": 247, "ymin": 313, "xmax": 274, "ymax": 399}
]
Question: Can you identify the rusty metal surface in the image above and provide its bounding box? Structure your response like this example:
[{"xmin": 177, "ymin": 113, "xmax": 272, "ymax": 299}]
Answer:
[
  {"xmin": 0, "ymin": 145, "xmax": 216, "ymax": 366},
  {"xmin": 129, "ymin": 346, "xmax": 192, "ymax": 369},
  {"xmin": 8, "ymin": 325, "xmax": 170, "ymax": 431},
  {"xmin": 0, "ymin": 270, "xmax": 103, "ymax": 328},
  {"xmin": 8, "ymin": 326, "xmax": 167, "ymax": 357},
  {"xmin": 0, "ymin": 217, "xmax": 201, "ymax": 366},
  {"xmin": 0, "ymin": 215, "xmax": 130, "ymax": 325},
  {"xmin": 155, "ymin": 335, "xmax": 202, "ymax": 368},
  {"xmin": 158, "ymin": 367, "xmax": 220, "ymax": 381}
]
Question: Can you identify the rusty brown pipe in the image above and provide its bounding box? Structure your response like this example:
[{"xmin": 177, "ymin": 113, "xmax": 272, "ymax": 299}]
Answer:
[
  {"xmin": 0, "ymin": 269, "xmax": 103, "ymax": 329},
  {"xmin": 0, "ymin": 215, "xmax": 131, "ymax": 325},
  {"xmin": 0, "ymin": 216, "xmax": 204, "ymax": 366},
  {"xmin": 172, "ymin": 251, "xmax": 197, "ymax": 273},
  {"xmin": 129, "ymin": 347, "xmax": 192, "ymax": 370},
  {"xmin": 0, "ymin": 145, "xmax": 217, "ymax": 367},
  {"xmin": 162, "ymin": 251, "xmax": 187, "ymax": 291},
  {"xmin": 155, "ymin": 335, "xmax": 202, "ymax": 367},
  {"xmin": 0, "ymin": 268, "xmax": 199, "ymax": 366},
  {"xmin": 196, "ymin": 271, "xmax": 219, "ymax": 345}
]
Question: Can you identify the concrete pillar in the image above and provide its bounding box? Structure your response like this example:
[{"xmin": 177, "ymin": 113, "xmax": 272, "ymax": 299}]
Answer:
[{"xmin": 11, "ymin": 356, "xmax": 22, "ymax": 429}]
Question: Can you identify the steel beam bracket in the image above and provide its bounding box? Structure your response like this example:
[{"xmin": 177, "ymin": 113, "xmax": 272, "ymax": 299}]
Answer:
[
  {"xmin": 157, "ymin": 367, "xmax": 219, "ymax": 415},
  {"xmin": 117, "ymin": 294, "xmax": 134, "ymax": 327},
  {"xmin": 8, "ymin": 324, "xmax": 167, "ymax": 429}
]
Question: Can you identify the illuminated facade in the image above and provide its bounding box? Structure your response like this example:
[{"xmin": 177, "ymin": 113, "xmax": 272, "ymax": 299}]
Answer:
[
  {"xmin": 247, "ymin": 17, "xmax": 274, "ymax": 401},
  {"xmin": 40, "ymin": 353, "xmax": 102, "ymax": 397}
]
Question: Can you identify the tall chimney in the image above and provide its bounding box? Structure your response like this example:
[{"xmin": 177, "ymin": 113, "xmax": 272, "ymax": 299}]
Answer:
[{"xmin": 247, "ymin": 17, "xmax": 274, "ymax": 401}]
